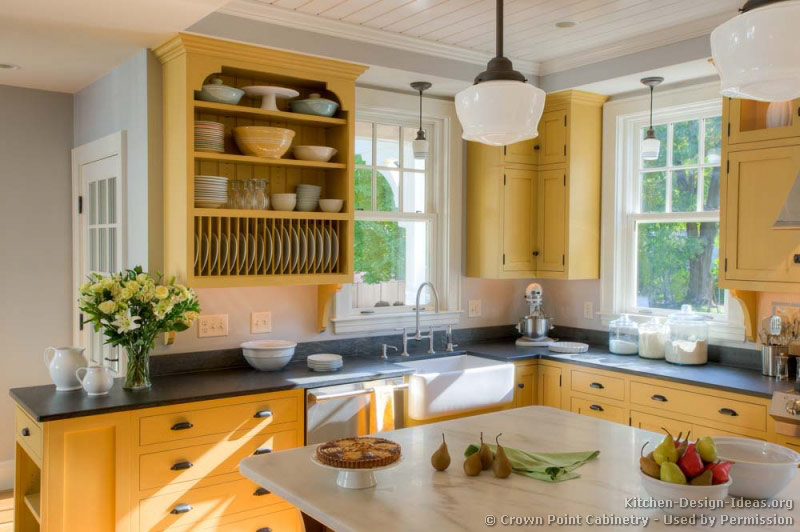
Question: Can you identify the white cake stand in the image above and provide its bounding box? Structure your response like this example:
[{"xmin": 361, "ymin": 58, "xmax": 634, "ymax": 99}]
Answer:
[
  {"xmin": 242, "ymin": 86, "xmax": 300, "ymax": 111},
  {"xmin": 311, "ymin": 455, "xmax": 403, "ymax": 489}
]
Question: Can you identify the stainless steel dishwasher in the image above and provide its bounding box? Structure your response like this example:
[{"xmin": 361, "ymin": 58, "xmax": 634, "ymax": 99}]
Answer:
[{"xmin": 306, "ymin": 378, "xmax": 407, "ymax": 445}]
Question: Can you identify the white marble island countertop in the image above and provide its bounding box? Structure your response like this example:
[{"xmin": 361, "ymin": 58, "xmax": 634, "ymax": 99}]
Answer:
[{"xmin": 240, "ymin": 407, "xmax": 799, "ymax": 531}]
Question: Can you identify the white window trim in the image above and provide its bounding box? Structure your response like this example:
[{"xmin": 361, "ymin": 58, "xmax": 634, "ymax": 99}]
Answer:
[
  {"xmin": 599, "ymin": 83, "xmax": 750, "ymax": 346},
  {"xmin": 332, "ymin": 104, "xmax": 460, "ymax": 334}
]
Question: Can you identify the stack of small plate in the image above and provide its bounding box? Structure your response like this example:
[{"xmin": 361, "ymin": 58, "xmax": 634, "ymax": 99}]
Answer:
[
  {"xmin": 307, "ymin": 353, "xmax": 343, "ymax": 372},
  {"xmin": 195, "ymin": 120, "xmax": 225, "ymax": 153},
  {"xmin": 195, "ymin": 175, "xmax": 229, "ymax": 208},
  {"xmin": 296, "ymin": 184, "xmax": 321, "ymax": 212}
]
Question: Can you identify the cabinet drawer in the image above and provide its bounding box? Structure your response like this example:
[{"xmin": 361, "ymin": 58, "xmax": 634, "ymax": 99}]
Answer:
[
  {"xmin": 630, "ymin": 381, "xmax": 766, "ymax": 431},
  {"xmin": 140, "ymin": 396, "xmax": 299, "ymax": 446},
  {"xmin": 15, "ymin": 407, "xmax": 42, "ymax": 459},
  {"xmin": 139, "ymin": 427, "xmax": 297, "ymax": 490},
  {"xmin": 570, "ymin": 397, "xmax": 626, "ymax": 425},
  {"xmin": 139, "ymin": 477, "xmax": 284, "ymax": 531},
  {"xmin": 571, "ymin": 370, "xmax": 625, "ymax": 401},
  {"xmin": 213, "ymin": 507, "xmax": 301, "ymax": 532}
]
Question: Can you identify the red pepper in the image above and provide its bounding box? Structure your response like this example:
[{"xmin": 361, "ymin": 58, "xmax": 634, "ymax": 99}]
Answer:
[
  {"xmin": 711, "ymin": 461, "xmax": 733, "ymax": 485},
  {"xmin": 678, "ymin": 443, "xmax": 705, "ymax": 479}
]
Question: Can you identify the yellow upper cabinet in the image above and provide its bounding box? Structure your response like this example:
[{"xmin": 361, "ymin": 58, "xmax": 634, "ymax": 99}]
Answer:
[
  {"xmin": 728, "ymin": 97, "xmax": 800, "ymax": 145},
  {"xmin": 153, "ymin": 34, "xmax": 367, "ymax": 289},
  {"xmin": 465, "ymin": 90, "xmax": 607, "ymax": 279}
]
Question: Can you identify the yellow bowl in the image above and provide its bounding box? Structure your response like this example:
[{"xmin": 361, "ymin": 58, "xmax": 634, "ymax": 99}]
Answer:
[{"xmin": 233, "ymin": 126, "xmax": 295, "ymax": 158}]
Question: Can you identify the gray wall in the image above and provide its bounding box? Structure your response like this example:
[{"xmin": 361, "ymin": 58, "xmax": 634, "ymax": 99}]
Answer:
[
  {"xmin": 0, "ymin": 84, "xmax": 73, "ymax": 479},
  {"xmin": 73, "ymin": 50, "xmax": 163, "ymax": 272}
]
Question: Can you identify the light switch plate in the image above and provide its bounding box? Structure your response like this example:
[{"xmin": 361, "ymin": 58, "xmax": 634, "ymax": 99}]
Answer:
[
  {"xmin": 468, "ymin": 299, "xmax": 482, "ymax": 318},
  {"xmin": 251, "ymin": 311, "xmax": 272, "ymax": 334},
  {"xmin": 584, "ymin": 302, "xmax": 594, "ymax": 320},
  {"xmin": 197, "ymin": 314, "xmax": 228, "ymax": 338}
]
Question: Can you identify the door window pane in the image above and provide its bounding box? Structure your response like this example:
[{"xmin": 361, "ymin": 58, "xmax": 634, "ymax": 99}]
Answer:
[
  {"xmin": 355, "ymin": 121, "xmax": 373, "ymax": 165},
  {"xmin": 402, "ymin": 127, "xmax": 426, "ymax": 170},
  {"xmin": 703, "ymin": 167, "xmax": 721, "ymax": 211},
  {"xmin": 98, "ymin": 180, "xmax": 107, "ymax": 224},
  {"xmin": 89, "ymin": 181, "xmax": 97, "ymax": 225},
  {"xmin": 704, "ymin": 117, "xmax": 722, "ymax": 164},
  {"xmin": 376, "ymin": 125, "xmax": 400, "ymax": 168},
  {"xmin": 355, "ymin": 169, "xmax": 372, "ymax": 211},
  {"xmin": 376, "ymin": 169, "xmax": 399, "ymax": 212},
  {"xmin": 637, "ymin": 222, "xmax": 723, "ymax": 313},
  {"xmin": 640, "ymin": 171, "xmax": 666, "ymax": 213},
  {"xmin": 641, "ymin": 124, "xmax": 667, "ymax": 169},
  {"xmin": 671, "ymin": 169, "xmax": 698, "ymax": 212},
  {"xmin": 402, "ymin": 172, "xmax": 426, "ymax": 213},
  {"xmin": 108, "ymin": 177, "xmax": 117, "ymax": 224},
  {"xmin": 672, "ymin": 120, "xmax": 699, "ymax": 166}
]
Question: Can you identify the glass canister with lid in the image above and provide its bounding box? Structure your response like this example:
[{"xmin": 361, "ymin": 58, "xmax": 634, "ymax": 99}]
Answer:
[
  {"xmin": 638, "ymin": 317, "xmax": 667, "ymax": 359},
  {"xmin": 665, "ymin": 304, "xmax": 708, "ymax": 365},
  {"xmin": 609, "ymin": 314, "xmax": 639, "ymax": 355}
]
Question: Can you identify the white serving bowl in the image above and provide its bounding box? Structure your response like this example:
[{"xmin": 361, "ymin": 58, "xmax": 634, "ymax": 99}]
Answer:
[
  {"xmin": 293, "ymin": 145, "xmax": 337, "ymax": 162},
  {"xmin": 319, "ymin": 199, "xmax": 344, "ymax": 213},
  {"xmin": 639, "ymin": 470, "xmax": 731, "ymax": 516},
  {"xmin": 270, "ymin": 193, "xmax": 297, "ymax": 211},
  {"xmin": 715, "ymin": 437, "xmax": 800, "ymax": 499},
  {"xmin": 241, "ymin": 340, "xmax": 297, "ymax": 371}
]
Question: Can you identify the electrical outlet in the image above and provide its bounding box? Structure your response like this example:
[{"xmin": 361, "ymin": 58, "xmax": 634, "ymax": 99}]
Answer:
[
  {"xmin": 583, "ymin": 302, "xmax": 594, "ymax": 320},
  {"xmin": 197, "ymin": 314, "xmax": 228, "ymax": 338},
  {"xmin": 468, "ymin": 299, "xmax": 482, "ymax": 318},
  {"xmin": 251, "ymin": 311, "xmax": 272, "ymax": 334}
]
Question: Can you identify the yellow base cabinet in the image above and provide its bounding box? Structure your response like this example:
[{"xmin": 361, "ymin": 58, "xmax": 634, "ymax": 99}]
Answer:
[
  {"xmin": 513, "ymin": 362, "xmax": 537, "ymax": 408},
  {"xmin": 537, "ymin": 364, "xmax": 563, "ymax": 409},
  {"xmin": 465, "ymin": 90, "xmax": 607, "ymax": 279},
  {"xmin": 12, "ymin": 389, "xmax": 304, "ymax": 532}
]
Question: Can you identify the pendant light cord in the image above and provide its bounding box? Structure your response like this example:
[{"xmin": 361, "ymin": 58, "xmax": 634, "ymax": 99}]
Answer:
[
  {"xmin": 496, "ymin": 0, "xmax": 503, "ymax": 58},
  {"xmin": 649, "ymin": 85, "xmax": 654, "ymax": 132},
  {"xmin": 418, "ymin": 88, "xmax": 423, "ymax": 131}
]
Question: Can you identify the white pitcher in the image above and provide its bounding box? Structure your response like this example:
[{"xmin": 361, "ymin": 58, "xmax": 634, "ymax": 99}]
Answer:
[
  {"xmin": 44, "ymin": 346, "xmax": 87, "ymax": 391},
  {"xmin": 76, "ymin": 366, "xmax": 115, "ymax": 396}
]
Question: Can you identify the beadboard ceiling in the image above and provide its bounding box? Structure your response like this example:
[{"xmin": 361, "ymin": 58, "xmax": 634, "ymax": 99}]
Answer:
[{"xmin": 221, "ymin": 0, "xmax": 742, "ymax": 75}]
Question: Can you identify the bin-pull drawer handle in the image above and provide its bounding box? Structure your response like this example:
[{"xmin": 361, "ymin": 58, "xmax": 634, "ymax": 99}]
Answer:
[
  {"xmin": 590, "ymin": 382, "xmax": 604, "ymax": 389},
  {"xmin": 719, "ymin": 407, "xmax": 738, "ymax": 417},
  {"xmin": 589, "ymin": 404, "xmax": 604, "ymax": 412},
  {"xmin": 517, "ymin": 383, "xmax": 525, "ymax": 389},
  {"xmin": 253, "ymin": 487, "xmax": 271, "ymax": 496},
  {"xmin": 256, "ymin": 528, "xmax": 272, "ymax": 532},
  {"xmin": 254, "ymin": 410, "xmax": 273, "ymax": 419},
  {"xmin": 170, "ymin": 504, "xmax": 192, "ymax": 515},
  {"xmin": 21, "ymin": 427, "xmax": 30, "ymax": 437},
  {"xmin": 253, "ymin": 448, "xmax": 272, "ymax": 456},
  {"xmin": 651, "ymin": 394, "xmax": 668, "ymax": 402},
  {"xmin": 171, "ymin": 461, "xmax": 193, "ymax": 471},
  {"xmin": 171, "ymin": 421, "xmax": 194, "ymax": 431}
]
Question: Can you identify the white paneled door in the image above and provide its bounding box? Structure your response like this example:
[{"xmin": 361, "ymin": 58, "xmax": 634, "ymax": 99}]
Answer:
[{"xmin": 72, "ymin": 132, "xmax": 126, "ymax": 375}]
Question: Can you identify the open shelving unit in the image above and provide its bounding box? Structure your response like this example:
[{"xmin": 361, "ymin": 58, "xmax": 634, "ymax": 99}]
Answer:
[{"xmin": 155, "ymin": 34, "xmax": 367, "ymax": 330}]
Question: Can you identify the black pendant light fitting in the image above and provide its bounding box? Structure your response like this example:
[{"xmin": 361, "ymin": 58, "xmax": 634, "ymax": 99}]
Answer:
[
  {"xmin": 411, "ymin": 81, "xmax": 431, "ymax": 142},
  {"xmin": 473, "ymin": 0, "xmax": 526, "ymax": 84},
  {"xmin": 740, "ymin": 0, "xmax": 790, "ymax": 12},
  {"xmin": 641, "ymin": 76, "xmax": 664, "ymax": 140}
]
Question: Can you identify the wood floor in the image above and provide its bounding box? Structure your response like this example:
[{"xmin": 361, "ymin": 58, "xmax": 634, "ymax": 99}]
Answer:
[{"xmin": 0, "ymin": 489, "xmax": 12, "ymax": 531}]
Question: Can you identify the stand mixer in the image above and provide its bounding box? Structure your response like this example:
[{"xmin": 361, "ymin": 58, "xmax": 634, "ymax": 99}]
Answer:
[{"xmin": 515, "ymin": 283, "xmax": 556, "ymax": 346}]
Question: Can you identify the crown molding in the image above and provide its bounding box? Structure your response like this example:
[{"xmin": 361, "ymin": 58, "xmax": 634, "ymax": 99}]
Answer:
[
  {"xmin": 219, "ymin": 0, "xmax": 540, "ymax": 76},
  {"xmin": 537, "ymin": 12, "xmax": 729, "ymax": 76}
]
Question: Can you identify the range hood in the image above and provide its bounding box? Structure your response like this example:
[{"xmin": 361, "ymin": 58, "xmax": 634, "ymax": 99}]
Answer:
[{"xmin": 774, "ymin": 169, "xmax": 800, "ymax": 229}]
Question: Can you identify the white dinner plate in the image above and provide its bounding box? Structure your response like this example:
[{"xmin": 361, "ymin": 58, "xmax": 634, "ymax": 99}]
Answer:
[
  {"xmin": 228, "ymin": 232, "xmax": 238, "ymax": 273},
  {"xmin": 306, "ymin": 226, "xmax": 315, "ymax": 274},
  {"xmin": 298, "ymin": 228, "xmax": 307, "ymax": 272},
  {"xmin": 264, "ymin": 228, "xmax": 272, "ymax": 272},
  {"xmin": 291, "ymin": 228, "xmax": 300, "ymax": 273},
  {"xmin": 323, "ymin": 227, "xmax": 332, "ymax": 272},
  {"xmin": 316, "ymin": 227, "xmax": 324, "ymax": 271},
  {"xmin": 331, "ymin": 229, "xmax": 339, "ymax": 270},
  {"xmin": 200, "ymin": 234, "xmax": 209, "ymax": 273},
  {"xmin": 194, "ymin": 234, "xmax": 200, "ymax": 269},
  {"xmin": 219, "ymin": 233, "xmax": 228, "ymax": 272},
  {"xmin": 248, "ymin": 234, "xmax": 257, "ymax": 274},
  {"xmin": 272, "ymin": 227, "xmax": 281, "ymax": 274},
  {"xmin": 238, "ymin": 233, "xmax": 247, "ymax": 274},
  {"xmin": 209, "ymin": 233, "xmax": 219, "ymax": 273},
  {"xmin": 282, "ymin": 227, "xmax": 291, "ymax": 273},
  {"xmin": 256, "ymin": 232, "xmax": 265, "ymax": 273}
]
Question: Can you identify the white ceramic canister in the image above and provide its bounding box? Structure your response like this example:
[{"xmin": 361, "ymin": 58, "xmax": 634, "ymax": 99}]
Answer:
[
  {"xmin": 44, "ymin": 346, "xmax": 87, "ymax": 391},
  {"xmin": 75, "ymin": 366, "xmax": 115, "ymax": 396}
]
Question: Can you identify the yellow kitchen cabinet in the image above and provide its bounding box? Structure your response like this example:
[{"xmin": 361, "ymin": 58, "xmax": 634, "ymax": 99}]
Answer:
[
  {"xmin": 630, "ymin": 410, "xmax": 689, "ymax": 436},
  {"xmin": 503, "ymin": 139, "xmax": 538, "ymax": 165},
  {"xmin": 570, "ymin": 397, "xmax": 627, "ymax": 425},
  {"xmin": 513, "ymin": 362, "xmax": 537, "ymax": 408},
  {"xmin": 538, "ymin": 364, "xmax": 563, "ymax": 409},
  {"xmin": 775, "ymin": 434, "xmax": 800, "ymax": 453},
  {"xmin": 727, "ymin": 97, "xmax": 800, "ymax": 145},
  {"xmin": 721, "ymin": 145, "xmax": 800, "ymax": 290},
  {"xmin": 465, "ymin": 90, "xmax": 607, "ymax": 280}
]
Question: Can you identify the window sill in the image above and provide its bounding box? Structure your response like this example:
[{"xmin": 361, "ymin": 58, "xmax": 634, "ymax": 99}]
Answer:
[
  {"xmin": 331, "ymin": 310, "xmax": 461, "ymax": 335},
  {"xmin": 598, "ymin": 311, "xmax": 750, "ymax": 347}
]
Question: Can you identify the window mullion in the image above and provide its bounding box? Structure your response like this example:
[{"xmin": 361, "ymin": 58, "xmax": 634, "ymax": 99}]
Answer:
[
  {"xmin": 697, "ymin": 120, "xmax": 706, "ymax": 212},
  {"xmin": 371, "ymin": 123, "xmax": 377, "ymax": 212},
  {"xmin": 665, "ymin": 123, "xmax": 673, "ymax": 213}
]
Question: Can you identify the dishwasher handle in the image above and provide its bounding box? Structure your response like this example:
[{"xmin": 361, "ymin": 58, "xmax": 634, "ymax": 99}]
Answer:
[{"xmin": 307, "ymin": 383, "xmax": 408, "ymax": 405}]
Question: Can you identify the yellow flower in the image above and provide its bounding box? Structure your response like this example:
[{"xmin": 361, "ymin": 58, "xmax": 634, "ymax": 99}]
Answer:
[
  {"xmin": 118, "ymin": 288, "xmax": 134, "ymax": 301},
  {"xmin": 136, "ymin": 273, "xmax": 148, "ymax": 284},
  {"xmin": 98, "ymin": 300, "xmax": 117, "ymax": 314},
  {"xmin": 154, "ymin": 285, "xmax": 170, "ymax": 300},
  {"xmin": 79, "ymin": 282, "xmax": 92, "ymax": 295},
  {"xmin": 126, "ymin": 280, "xmax": 139, "ymax": 292},
  {"xmin": 102, "ymin": 278, "xmax": 115, "ymax": 290},
  {"xmin": 90, "ymin": 282, "xmax": 104, "ymax": 294}
]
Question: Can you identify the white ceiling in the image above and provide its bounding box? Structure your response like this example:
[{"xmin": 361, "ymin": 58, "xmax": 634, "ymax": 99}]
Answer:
[
  {"xmin": 0, "ymin": 0, "xmax": 229, "ymax": 93},
  {"xmin": 221, "ymin": 0, "xmax": 742, "ymax": 75}
]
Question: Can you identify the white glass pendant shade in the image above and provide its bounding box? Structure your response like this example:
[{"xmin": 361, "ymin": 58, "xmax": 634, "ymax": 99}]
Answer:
[
  {"xmin": 455, "ymin": 80, "xmax": 546, "ymax": 146},
  {"xmin": 711, "ymin": 1, "xmax": 800, "ymax": 102},
  {"xmin": 412, "ymin": 137, "xmax": 429, "ymax": 159},
  {"xmin": 641, "ymin": 135, "xmax": 661, "ymax": 161}
]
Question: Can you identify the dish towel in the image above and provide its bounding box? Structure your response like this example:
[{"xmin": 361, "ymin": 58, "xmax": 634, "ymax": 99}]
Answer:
[{"xmin": 464, "ymin": 444, "xmax": 599, "ymax": 482}]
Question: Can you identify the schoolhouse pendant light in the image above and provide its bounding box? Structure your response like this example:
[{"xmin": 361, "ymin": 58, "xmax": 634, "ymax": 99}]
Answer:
[
  {"xmin": 641, "ymin": 77, "xmax": 664, "ymax": 161},
  {"xmin": 711, "ymin": 0, "xmax": 800, "ymax": 101},
  {"xmin": 455, "ymin": 0, "xmax": 545, "ymax": 146},
  {"xmin": 410, "ymin": 81, "xmax": 432, "ymax": 159}
]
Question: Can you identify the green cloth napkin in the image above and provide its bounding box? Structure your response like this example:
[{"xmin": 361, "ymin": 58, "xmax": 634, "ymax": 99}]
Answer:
[{"xmin": 465, "ymin": 444, "xmax": 599, "ymax": 482}]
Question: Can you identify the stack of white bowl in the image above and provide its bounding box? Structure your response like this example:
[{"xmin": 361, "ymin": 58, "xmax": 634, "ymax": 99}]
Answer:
[
  {"xmin": 195, "ymin": 175, "xmax": 229, "ymax": 208},
  {"xmin": 307, "ymin": 354, "xmax": 343, "ymax": 372},
  {"xmin": 296, "ymin": 184, "xmax": 321, "ymax": 212},
  {"xmin": 241, "ymin": 340, "xmax": 297, "ymax": 371}
]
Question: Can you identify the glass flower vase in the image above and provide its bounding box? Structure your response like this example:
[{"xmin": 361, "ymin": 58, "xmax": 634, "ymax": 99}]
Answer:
[{"xmin": 125, "ymin": 344, "xmax": 152, "ymax": 390}]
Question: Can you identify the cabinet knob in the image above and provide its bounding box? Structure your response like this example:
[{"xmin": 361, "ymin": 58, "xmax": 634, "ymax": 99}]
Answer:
[
  {"xmin": 170, "ymin": 504, "xmax": 192, "ymax": 515},
  {"xmin": 532, "ymin": 251, "xmax": 539, "ymax": 257},
  {"xmin": 589, "ymin": 404, "xmax": 604, "ymax": 412},
  {"xmin": 517, "ymin": 383, "xmax": 525, "ymax": 389},
  {"xmin": 589, "ymin": 382, "xmax": 604, "ymax": 389},
  {"xmin": 171, "ymin": 421, "xmax": 193, "ymax": 431},
  {"xmin": 718, "ymin": 408, "xmax": 738, "ymax": 417},
  {"xmin": 254, "ymin": 410, "xmax": 273, "ymax": 419},
  {"xmin": 170, "ymin": 461, "xmax": 193, "ymax": 471},
  {"xmin": 650, "ymin": 394, "xmax": 668, "ymax": 402},
  {"xmin": 253, "ymin": 487, "xmax": 271, "ymax": 496},
  {"xmin": 253, "ymin": 447, "xmax": 272, "ymax": 456},
  {"xmin": 21, "ymin": 427, "xmax": 30, "ymax": 437}
]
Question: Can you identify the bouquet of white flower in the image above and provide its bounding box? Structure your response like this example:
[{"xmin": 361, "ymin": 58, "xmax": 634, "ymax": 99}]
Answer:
[{"xmin": 78, "ymin": 267, "xmax": 200, "ymax": 390}]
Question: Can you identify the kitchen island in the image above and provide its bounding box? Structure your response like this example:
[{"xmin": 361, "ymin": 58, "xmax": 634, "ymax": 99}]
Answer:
[{"xmin": 241, "ymin": 406, "xmax": 799, "ymax": 531}]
